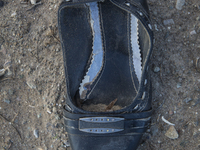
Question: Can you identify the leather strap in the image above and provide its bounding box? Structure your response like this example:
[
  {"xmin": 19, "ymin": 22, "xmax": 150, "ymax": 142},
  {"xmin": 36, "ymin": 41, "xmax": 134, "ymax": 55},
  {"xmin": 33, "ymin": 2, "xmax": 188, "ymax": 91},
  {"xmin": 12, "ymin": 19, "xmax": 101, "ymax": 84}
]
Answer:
[
  {"xmin": 63, "ymin": 108, "xmax": 152, "ymax": 135},
  {"xmin": 110, "ymin": 0, "xmax": 153, "ymax": 39}
]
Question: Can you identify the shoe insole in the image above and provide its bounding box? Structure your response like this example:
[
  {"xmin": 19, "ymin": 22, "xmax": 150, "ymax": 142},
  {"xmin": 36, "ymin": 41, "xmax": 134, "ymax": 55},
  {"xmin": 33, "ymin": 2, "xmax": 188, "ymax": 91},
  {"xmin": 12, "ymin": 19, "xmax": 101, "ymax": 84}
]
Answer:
[{"xmin": 79, "ymin": 1, "xmax": 142, "ymax": 108}]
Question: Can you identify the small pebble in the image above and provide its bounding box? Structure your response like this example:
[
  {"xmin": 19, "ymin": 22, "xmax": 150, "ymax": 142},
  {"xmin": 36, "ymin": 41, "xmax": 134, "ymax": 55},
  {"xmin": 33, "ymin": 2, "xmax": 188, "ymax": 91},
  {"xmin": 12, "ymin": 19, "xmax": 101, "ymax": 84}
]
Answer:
[
  {"xmin": 37, "ymin": 113, "xmax": 42, "ymax": 118},
  {"xmin": 26, "ymin": 79, "xmax": 37, "ymax": 89},
  {"xmin": 53, "ymin": 107, "xmax": 57, "ymax": 113},
  {"xmin": 30, "ymin": 0, "xmax": 36, "ymax": 5},
  {"xmin": 8, "ymin": 89, "xmax": 14, "ymax": 95},
  {"xmin": 190, "ymin": 30, "xmax": 196, "ymax": 35},
  {"xmin": 165, "ymin": 126, "xmax": 179, "ymax": 139},
  {"xmin": 153, "ymin": 66, "xmax": 160, "ymax": 73},
  {"xmin": 47, "ymin": 108, "xmax": 52, "ymax": 114},
  {"xmin": 63, "ymin": 140, "xmax": 70, "ymax": 147},
  {"xmin": 33, "ymin": 129, "xmax": 39, "ymax": 138},
  {"xmin": 169, "ymin": 110, "xmax": 174, "ymax": 115},
  {"xmin": 11, "ymin": 12, "xmax": 17, "ymax": 17},
  {"xmin": 163, "ymin": 19, "xmax": 174, "ymax": 26},
  {"xmin": 176, "ymin": 0, "xmax": 185, "ymax": 10},
  {"xmin": 184, "ymin": 97, "xmax": 192, "ymax": 103},
  {"xmin": 4, "ymin": 99, "xmax": 10, "ymax": 104},
  {"xmin": 0, "ymin": 69, "xmax": 5, "ymax": 77},
  {"xmin": 177, "ymin": 83, "xmax": 182, "ymax": 88},
  {"xmin": 55, "ymin": 114, "xmax": 60, "ymax": 120}
]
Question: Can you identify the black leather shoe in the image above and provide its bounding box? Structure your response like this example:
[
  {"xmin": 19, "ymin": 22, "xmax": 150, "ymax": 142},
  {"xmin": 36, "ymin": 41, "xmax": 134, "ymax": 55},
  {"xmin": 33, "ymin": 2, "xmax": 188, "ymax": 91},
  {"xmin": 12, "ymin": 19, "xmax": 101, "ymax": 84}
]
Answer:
[{"xmin": 58, "ymin": 0, "xmax": 153, "ymax": 149}]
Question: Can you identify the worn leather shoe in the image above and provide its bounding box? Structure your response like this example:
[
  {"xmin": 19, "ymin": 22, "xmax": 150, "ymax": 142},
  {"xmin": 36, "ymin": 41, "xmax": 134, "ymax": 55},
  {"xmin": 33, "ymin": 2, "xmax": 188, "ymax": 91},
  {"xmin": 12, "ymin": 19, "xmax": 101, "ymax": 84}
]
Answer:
[{"xmin": 58, "ymin": 0, "xmax": 154, "ymax": 149}]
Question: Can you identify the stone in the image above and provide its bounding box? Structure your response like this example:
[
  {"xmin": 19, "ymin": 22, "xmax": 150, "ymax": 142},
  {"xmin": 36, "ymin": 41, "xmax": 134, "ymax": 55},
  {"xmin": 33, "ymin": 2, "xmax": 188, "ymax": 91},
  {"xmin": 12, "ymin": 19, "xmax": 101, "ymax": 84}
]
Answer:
[
  {"xmin": 184, "ymin": 97, "xmax": 192, "ymax": 103},
  {"xmin": 190, "ymin": 30, "xmax": 196, "ymax": 35},
  {"xmin": 4, "ymin": 99, "xmax": 10, "ymax": 104},
  {"xmin": 163, "ymin": 19, "xmax": 174, "ymax": 26},
  {"xmin": 153, "ymin": 66, "xmax": 160, "ymax": 73},
  {"xmin": 11, "ymin": 12, "xmax": 17, "ymax": 17},
  {"xmin": 26, "ymin": 78, "xmax": 37, "ymax": 89},
  {"xmin": 165, "ymin": 126, "xmax": 179, "ymax": 139},
  {"xmin": 0, "ymin": 69, "xmax": 5, "ymax": 77},
  {"xmin": 33, "ymin": 129, "xmax": 39, "ymax": 138},
  {"xmin": 151, "ymin": 125, "xmax": 159, "ymax": 136},
  {"xmin": 30, "ymin": 0, "xmax": 36, "ymax": 5},
  {"xmin": 37, "ymin": 113, "xmax": 42, "ymax": 118},
  {"xmin": 176, "ymin": 0, "xmax": 185, "ymax": 10},
  {"xmin": 177, "ymin": 83, "xmax": 182, "ymax": 88}
]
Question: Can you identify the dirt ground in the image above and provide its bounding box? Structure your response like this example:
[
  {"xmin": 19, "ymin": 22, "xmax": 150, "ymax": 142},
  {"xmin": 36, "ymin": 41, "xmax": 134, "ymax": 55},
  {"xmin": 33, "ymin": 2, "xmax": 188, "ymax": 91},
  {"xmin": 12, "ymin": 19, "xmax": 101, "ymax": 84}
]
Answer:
[{"xmin": 0, "ymin": 0, "xmax": 200, "ymax": 150}]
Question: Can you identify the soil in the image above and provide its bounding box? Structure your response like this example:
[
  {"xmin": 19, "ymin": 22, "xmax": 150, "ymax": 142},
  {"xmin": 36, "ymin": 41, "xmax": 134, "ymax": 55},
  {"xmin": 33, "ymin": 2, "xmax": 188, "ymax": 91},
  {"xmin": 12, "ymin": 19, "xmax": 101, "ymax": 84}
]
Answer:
[{"xmin": 0, "ymin": 0, "xmax": 200, "ymax": 150}]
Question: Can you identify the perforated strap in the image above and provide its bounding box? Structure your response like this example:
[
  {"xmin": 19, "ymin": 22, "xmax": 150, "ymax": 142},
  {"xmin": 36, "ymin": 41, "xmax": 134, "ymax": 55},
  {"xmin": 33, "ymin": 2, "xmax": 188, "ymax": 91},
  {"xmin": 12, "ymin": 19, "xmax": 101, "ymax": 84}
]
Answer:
[{"xmin": 110, "ymin": 0, "xmax": 153, "ymax": 39}]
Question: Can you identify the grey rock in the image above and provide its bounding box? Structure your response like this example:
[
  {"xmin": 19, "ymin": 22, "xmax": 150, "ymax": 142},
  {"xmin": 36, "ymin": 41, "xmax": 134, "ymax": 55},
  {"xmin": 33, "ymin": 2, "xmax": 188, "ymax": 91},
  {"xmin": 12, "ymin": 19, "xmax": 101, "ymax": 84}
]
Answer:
[
  {"xmin": 37, "ymin": 113, "xmax": 42, "ymax": 118},
  {"xmin": 8, "ymin": 89, "xmax": 14, "ymax": 95},
  {"xmin": 177, "ymin": 83, "xmax": 182, "ymax": 88},
  {"xmin": 176, "ymin": 0, "xmax": 185, "ymax": 10},
  {"xmin": 33, "ymin": 129, "xmax": 39, "ymax": 138},
  {"xmin": 190, "ymin": 30, "xmax": 196, "ymax": 35},
  {"xmin": 163, "ymin": 19, "xmax": 175, "ymax": 26},
  {"xmin": 26, "ymin": 78, "xmax": 37, "ymax": 89},
  {"xmin": 184, "ymin": 97, "xmax": 192, "ymax": 103},
  {"xmin": 151, "ymin": 125, "xmax": 159, "ymax": 136},
  {"xmin": 0, "ymin": 69, "xmax": 5, "ymax": 77},
  {"xmin": 63, "ymin": 140, "xmax": 70, "ymax": 147},
  {"xmin": 4, "ymin": 99, "xmax": 10, "ymax": 104},
  {"xmin": 55, "ymin": 114, "xmax": 60, "ymax": 120},
  {"xmin": 154, "ymin": 67, "xmax": 160, "ymax": 73}
]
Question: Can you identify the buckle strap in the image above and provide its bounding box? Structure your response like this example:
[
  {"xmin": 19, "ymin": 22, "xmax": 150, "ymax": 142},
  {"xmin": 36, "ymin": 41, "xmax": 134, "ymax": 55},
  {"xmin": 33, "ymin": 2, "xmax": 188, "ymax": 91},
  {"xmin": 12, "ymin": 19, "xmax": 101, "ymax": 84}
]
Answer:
[{"xmin": 63, "ymin": 109, "xmax": 151, "ymax": 135}]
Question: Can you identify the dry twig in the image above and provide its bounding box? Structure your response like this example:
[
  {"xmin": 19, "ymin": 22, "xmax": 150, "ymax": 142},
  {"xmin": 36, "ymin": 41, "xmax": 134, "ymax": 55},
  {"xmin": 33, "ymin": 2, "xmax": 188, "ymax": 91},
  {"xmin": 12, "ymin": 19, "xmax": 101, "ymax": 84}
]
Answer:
[{"xmin": 105, "ymin": 98, "xmax": 118, "ymax": 111}]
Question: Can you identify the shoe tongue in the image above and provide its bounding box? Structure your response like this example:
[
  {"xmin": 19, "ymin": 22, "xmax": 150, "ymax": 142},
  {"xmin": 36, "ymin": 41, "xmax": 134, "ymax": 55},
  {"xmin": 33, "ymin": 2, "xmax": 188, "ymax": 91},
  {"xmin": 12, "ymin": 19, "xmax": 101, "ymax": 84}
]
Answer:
[{"xmin": 79, "ymin": 2, "xmax": 104, "ymax": 100}]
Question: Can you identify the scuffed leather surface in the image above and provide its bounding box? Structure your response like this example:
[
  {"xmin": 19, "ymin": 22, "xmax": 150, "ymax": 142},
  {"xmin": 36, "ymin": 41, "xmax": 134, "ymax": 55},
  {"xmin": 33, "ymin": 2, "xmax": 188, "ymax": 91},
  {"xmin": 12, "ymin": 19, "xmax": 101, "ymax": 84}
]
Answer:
[{"xmin": 69, "ymin": 134, "xmax": 142, "ymax": 150}]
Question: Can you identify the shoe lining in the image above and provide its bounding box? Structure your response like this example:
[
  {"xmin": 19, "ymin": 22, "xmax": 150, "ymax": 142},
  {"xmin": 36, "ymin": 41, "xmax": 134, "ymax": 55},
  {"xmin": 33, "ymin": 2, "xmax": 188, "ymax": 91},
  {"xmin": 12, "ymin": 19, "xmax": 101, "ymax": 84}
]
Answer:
[
  {"xmin": 79, "ymin": 3, "xmax": 142, "ymax": 112},
  {"xmin": 79, "ymin": 2, "xmax": 104, "ymax": 100}
]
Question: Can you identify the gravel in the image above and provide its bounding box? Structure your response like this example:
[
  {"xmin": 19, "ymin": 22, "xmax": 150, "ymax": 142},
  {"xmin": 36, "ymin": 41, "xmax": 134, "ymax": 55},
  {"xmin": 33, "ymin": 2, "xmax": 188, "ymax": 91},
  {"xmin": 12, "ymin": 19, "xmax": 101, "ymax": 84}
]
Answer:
[
  {"xmin": 153, "ymin": 66, "xmax": 160, "ymax": 73},
  {"xmin": 163, "ymin": 19, "xmax": 175, "ymax": 26},
  {"xmin": 4, "ymin": 99, "xmax": 10, "ymax": 104},
  {"xmin": 176, "ymin": 0, "xmax": 185, "ymax": 10}
]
